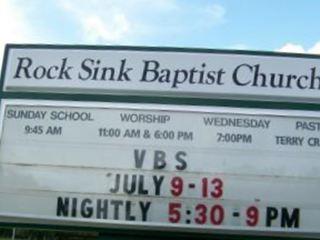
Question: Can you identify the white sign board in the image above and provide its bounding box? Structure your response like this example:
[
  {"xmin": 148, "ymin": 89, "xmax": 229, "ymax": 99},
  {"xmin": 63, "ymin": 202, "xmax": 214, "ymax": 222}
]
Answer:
[
  {"xmin": 2, "ymin": 45, "xmax": 320, "ymax": 103},
  {"xmin": 0, "ymin": 99, "xmax": 320, "ymax": 238}
]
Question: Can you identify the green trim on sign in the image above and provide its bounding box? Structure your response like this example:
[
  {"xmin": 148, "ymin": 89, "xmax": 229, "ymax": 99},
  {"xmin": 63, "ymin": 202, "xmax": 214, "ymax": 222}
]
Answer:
[
  {"xmin": 1, "ymin": 91, "xmax": 320, "ymax": 111},
  {"xmin": 0, "ymin": 44, "xmax": 10, "ymax": 97},
  {"xmin": 0, "ymin": 222, "xmax": 310, "ymax": 240},
  {"xmin": 4, "ymin": 43, "xmax": 320, "ymax": 59}
]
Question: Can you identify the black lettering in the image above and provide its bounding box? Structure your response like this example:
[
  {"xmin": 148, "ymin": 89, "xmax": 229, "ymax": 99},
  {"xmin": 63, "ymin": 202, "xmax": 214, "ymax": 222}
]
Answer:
[
  {"xmin": 117, "ymin": 59, "xmax": 132, "ymax": 81},
  {"xmin": 189, "ymin": 68, "xmax": 198, "ymax": 83},
  {"xmin": 110, "ymin": 200, "xmax": 123, "ymax": 220},
  {"xmin": 124, "ymin": 174, "xmax": 137, "ymax": 194},
  {"xmin": 281, "ymin": 208, "xmax": 300, "ymax": 228},
  {"xmin": 138, "ymin": 175, "xmax": 148, "ymax": 195},
  {"xmin": 252, "ymin": 64, "xmax": 267, "ymax": 87},
  {"xmin": 270, "ymin": 73, "xmax": 284, "ymax": 88},
  {"xmin": 97, "ymin": 199, "xmax": 108, "ymax": 219},
  {"xmin": 175, "ymin": 151, "xmax": 187, "ymax": 170},
  {"xmin": 285, "ymin": 74, "xmax": 297, "ymax": 88},
  {"xmin": 33, "ymin": 66, "xmax": 46, "ymax": 79},
  {"xmin": 154, "ymin": 150, "xmax": 166, "ymax": 170},
  {"xmin": 81, "ymin": 198, "xmax": 93, "ymax": 218},
  {"xmin": 71, "ymin": 197, "xmax": 77, "ymax": 217},
  {"xmin": 56, "ymin": 197, "xmax": 69, "ymax": 217},
  {"xmin": 198, "ymin": 63, "xmax": 206, "ymax": 83},
  {"xmin": 109, "ymin": 174, "xmax": 120, "ymax": 193},
  {"xmin": 13, "ymin": 57, "xmax": 32, "ymax": 78},
  {"xmin": 58, "ymin": 58, "xmax": 73, "ymax": 79},
  {"xmin": 310, "ymin": 67, "xmax": 320, "ymax": 89},
  {"xmin": 140, "ymin": 201, "xmax": 151, "ymax": 221},
  {"xmin": 172, "ymin": 69, "xmax": 188, "ymax": 88},
  {"xmin": 296, "ymin": 75, "xmax": 308, "ymax": 89},
  {"xmin": 140, "ymin": 60, "xmax": 159, "ymax": 82},
  {"xmin": 101, "ymin": 66, "xmax": 115, "ymax": 81},
  {"xmin": 47, "ymin": 65, "xmax": 59, "ymax": 79},
  {"xmin": 158, "ymin": 69, "xmax": 170, "ymax": 83},
  {"xmin": 134, "ymin": 149, "xmax": 146, "ymax": 169},
  {"xmin": 266, "ymin": 207, "xmax": 278, "ymax": 227},
  {"xmin": 206, "ymin": 70, "xmax": 216, "ymax": 84},
  {"xmin": 125, "ymin": 201, "xmax": 136, "ymax": 221},
  {"xmin": 233, "ymin": 63, "xmax": 252, "ymax": 86},
  {"xmin": 153, "ymin": 175, "xmax": 164, "ymax": 196},
  {"xmin": 216, "ymin": 69, "xmax": 226, "ymax": 85},
  {"xmin": 92, "ymin": 59, "xmax": 100, "ymax": 80},
  {"xmin": 79, "ymin": 58, "xmax": 94, "ymax": 80}
]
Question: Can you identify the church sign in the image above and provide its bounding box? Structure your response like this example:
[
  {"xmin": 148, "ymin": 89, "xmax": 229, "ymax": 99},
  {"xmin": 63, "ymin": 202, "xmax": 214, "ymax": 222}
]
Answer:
[{"xmin": 0, "ymin": 45, "xmax": 320, "ymax": 239}]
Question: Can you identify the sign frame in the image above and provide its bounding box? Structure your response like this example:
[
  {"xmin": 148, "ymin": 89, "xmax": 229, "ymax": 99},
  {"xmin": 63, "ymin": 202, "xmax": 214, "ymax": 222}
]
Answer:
[{"xmin": 1, "ymin": 44, "xmax": 320, "ymax": 240}]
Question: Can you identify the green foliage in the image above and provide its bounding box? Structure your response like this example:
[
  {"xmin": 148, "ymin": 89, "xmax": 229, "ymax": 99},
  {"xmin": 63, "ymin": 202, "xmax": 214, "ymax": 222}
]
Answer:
[{"xmin": 0, "ymin": 228, "xmax": 98, "ymax": 240}]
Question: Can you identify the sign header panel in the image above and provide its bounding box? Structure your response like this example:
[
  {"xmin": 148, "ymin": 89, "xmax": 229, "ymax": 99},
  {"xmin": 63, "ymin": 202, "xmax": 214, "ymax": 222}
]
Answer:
[
  {"xmin": 2, "ymin": 45, "xmax": 320, "ymax": 102},
  {"xmin": 1, "ymin": 99, "xmax": 320, "ymax": 238}
]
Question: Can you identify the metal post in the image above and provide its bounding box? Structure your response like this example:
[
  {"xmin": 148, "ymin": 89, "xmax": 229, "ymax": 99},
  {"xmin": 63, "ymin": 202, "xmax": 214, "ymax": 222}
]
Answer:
[{"xmin": 11, "ymin": 228, "xmax": 16, "ymax": 240}]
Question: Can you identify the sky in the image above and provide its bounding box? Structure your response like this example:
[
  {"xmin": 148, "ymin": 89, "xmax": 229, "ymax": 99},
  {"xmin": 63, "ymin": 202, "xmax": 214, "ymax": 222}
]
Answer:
[{"xmin": 1, "ymin": 0, "xmax": 320, "ymax": 67}]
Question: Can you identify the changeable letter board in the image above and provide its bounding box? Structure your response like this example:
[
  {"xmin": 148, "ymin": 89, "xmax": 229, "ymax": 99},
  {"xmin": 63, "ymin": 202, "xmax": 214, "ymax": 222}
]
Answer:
[{"xmin": 0, "ymin": 100, "xmax": 320, "ymax": 238}]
